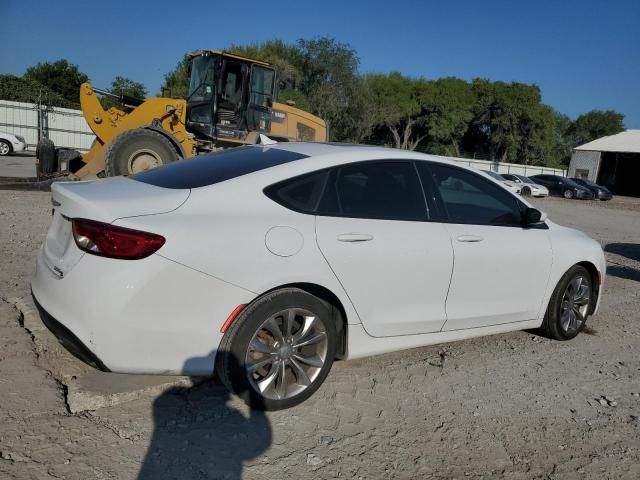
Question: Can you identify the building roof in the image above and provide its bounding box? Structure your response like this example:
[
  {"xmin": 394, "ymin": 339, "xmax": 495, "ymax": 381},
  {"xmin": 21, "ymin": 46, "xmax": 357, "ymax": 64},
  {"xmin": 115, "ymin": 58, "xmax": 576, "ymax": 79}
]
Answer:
[{"xmin": 574, "ymin": 129, "xmax": 640, "ymax": 154}]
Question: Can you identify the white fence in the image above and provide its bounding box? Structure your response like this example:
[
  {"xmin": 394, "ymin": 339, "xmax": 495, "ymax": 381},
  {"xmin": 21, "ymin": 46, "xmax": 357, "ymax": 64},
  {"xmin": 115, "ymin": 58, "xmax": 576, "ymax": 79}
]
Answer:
[
  {"xmin": 437, "ymin": 155, "xmax": 567, "ymax": 177},
  {"xmin": 0, "ymin": 100, "xmax": 95, "ymax": 152}
]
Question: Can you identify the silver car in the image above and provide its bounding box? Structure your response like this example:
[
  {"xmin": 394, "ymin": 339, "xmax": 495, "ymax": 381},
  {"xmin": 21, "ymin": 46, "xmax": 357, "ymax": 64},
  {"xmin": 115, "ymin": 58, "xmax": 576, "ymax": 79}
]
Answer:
[
  {"xmin": 483, "ymin": 171, "xmax": 521, "ymax": 195},
  {"xmin": 0, "ymin": 131, "xmax": 27, "ymax": 156},
  {"xmin": 501, "ymin": 174, "xmax": 549, "ymax": 197}
]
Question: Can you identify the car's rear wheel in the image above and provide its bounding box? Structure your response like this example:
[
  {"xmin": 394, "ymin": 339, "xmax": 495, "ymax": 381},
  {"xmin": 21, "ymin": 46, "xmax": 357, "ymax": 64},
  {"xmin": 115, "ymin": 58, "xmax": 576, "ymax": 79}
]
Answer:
[
  {"xmin": 541, "ymin": 265, "xmax": 592, "ymax": 340},
  {"xmin": 0, "ymin": 140, "xmax": 12, "ymax": 156},
  {"xmin": 216, "ymin": 288, "xmax": 338, "ymax": 410},
  {"xmin": 563, "ymin": 189, "xmax": 574, "ymax": 199}
]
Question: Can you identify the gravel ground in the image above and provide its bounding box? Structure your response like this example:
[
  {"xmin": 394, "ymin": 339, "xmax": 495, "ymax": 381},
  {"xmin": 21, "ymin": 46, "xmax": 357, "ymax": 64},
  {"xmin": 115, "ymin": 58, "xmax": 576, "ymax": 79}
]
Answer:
[{"xmin": 0, "ymin": 190, "xmax": 639, "ymax": 480}]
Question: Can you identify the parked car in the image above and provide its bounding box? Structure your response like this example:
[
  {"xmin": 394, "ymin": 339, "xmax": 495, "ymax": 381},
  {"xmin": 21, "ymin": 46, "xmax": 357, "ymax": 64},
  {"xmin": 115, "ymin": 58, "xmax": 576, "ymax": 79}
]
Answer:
[
  {"xmin": 500, "ymin": 174, "xmax": 549, "ymax": 197},
  {"xmin": 32, "ymin": 143, "xmax": 606, "ymax": 410},
  {"xmin": 571, "ymin": 178, "xmax": 613, "ymax": 201},
  {"xmin": 529, "ymin": 175, "xmax": 595, "ymax": 200},
  {"xmin": 0, "ymin": 131, "xmax": 27, "ymax": 156},
  {"xmin": 482, "ymin": 170, "xmax": 521, "ymax": 195}
]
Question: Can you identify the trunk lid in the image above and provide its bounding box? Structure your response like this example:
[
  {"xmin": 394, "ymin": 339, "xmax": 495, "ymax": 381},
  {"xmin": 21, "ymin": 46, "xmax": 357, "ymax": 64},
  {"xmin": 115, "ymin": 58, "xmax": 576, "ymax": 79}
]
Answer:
[{"xmin": 41, "ymin": 177, "xmax": 189, "ymax": 278}]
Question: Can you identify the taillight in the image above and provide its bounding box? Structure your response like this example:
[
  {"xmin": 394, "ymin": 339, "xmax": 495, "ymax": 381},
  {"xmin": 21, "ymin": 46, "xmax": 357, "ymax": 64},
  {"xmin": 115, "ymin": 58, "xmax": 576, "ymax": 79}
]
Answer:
[{"xmin": 72, "ymin": 218, "xmax": 165, "ymax": 260}]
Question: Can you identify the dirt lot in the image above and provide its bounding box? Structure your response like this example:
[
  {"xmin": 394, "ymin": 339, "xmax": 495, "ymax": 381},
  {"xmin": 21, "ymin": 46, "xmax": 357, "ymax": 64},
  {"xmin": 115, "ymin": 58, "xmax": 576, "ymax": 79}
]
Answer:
[{"xmin": 1, "ymin": 190, "xmax": 639, "ymax": 480}]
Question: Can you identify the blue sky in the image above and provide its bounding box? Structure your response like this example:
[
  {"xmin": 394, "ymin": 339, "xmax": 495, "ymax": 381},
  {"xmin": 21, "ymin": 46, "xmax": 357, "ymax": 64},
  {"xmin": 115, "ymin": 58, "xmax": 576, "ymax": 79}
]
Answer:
[{"xmin": 1, "ymin": 0, "xmax": 638, "ymax": 126}]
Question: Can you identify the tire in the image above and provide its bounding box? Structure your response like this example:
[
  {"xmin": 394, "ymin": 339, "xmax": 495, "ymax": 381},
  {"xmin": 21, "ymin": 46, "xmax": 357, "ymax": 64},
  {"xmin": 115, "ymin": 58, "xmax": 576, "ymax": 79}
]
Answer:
[
  {"xmin": 521, "ymin": 187, "xmax": 531, "ymax": 196},
  {"xmin": 104, "ymin": 128, "xmax": 179, "ymax": 177},
  {"xmin": 216, "ymin": 288, "xmax": 338, "ymax": 410},
  {"xmin": 540, "ymin": 265, "xmax": 593, "ymax": 341},
  {"xmin": 0, "ymin": 139, "xmax": 12, "ymax": 156},
  {"xmin": 36, "ymin": 138, "xmax": 56, "ymax": 175},
  {"xmin": 563, "ymin": 189, "xmax": 574, "ymax": 199}
]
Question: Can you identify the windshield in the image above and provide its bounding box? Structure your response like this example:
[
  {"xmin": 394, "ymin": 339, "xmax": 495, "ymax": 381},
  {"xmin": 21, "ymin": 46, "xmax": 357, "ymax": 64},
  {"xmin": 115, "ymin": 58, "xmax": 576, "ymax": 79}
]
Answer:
[
  {"xmin": 564, "ymin": 178, "xmax": 581, "ymax": 187},
  {"xmin": 485, "ymin": 171, "xmax": 506, "ymax": 182},
  {"xmin": 514, "ymin": 175, "xmax": 534, "ymax": 184},
  {"xmin": 188, "ymin": 56, "xmax": 215, "ymax": 102},
  {"xmin": 579, "ymin": 178, "xmax": 597, "ymax": 187}
]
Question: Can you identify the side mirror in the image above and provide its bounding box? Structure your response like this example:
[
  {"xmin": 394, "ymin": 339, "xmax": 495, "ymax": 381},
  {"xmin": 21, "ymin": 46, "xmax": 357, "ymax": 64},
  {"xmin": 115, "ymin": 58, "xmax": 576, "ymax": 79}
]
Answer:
[{"xmin": 523, "ymin": 207, "xmax": 545, "ymax": 225}]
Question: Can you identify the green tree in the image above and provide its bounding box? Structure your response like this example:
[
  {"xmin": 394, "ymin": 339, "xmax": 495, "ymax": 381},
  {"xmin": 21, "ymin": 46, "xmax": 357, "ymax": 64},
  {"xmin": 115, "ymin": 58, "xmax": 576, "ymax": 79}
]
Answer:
[
  {"xmin": 23, "ymin": 59, "xmax": 89, "ymax": 105},
  {"xmin": 100, "ymin": 76, "xmax": 147, "ymax": 110},
  {"xmin": 568, "ymin": 110, "xmax": 625, "ymax": 147},
  {"xmin": 367, "ymin": 72, "xmax": 426, "ymax": 150},
  {"xmin": 419, "ymin": 77, "xmax": 474, "ymax": 156},
  {"xmin": 0, "ymin": 74, "xmax": 75, "ymax": 108},
  {"xmin": 296, "ymin": 37, "xmax": 364, "ymax": 141},
  {"xmin": 160, "ymin": 55, "xmax": 190, "ymax": 98}
]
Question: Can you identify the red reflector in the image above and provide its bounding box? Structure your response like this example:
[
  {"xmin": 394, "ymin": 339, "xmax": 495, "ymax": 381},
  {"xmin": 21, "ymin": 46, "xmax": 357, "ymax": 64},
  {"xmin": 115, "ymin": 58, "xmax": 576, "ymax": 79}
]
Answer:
[
  {"xmin": 72, "ymin": 218, "xmax": 165, "ymax": 260},
  {"xmin": 220, "ymin": 304, "xmax": 247, "ymax": 333}
]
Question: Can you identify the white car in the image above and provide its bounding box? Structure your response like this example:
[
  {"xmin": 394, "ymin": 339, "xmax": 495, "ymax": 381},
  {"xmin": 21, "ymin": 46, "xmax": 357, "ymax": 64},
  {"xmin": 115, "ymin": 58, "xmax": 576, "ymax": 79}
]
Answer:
[
  {"xmin": 0, "ymin": 131, "xmax": 27, "ymax": 156},
  {"xmin": 501, "ymin": 174, "xmax": 550, "ymax": 197},
  {"xmin": 32, "ymin": 143, "xmax": 606, "ymax": 410},
  {"xmin": 483, "ymin": 170, "xmax": 521, "ymax": 195}
]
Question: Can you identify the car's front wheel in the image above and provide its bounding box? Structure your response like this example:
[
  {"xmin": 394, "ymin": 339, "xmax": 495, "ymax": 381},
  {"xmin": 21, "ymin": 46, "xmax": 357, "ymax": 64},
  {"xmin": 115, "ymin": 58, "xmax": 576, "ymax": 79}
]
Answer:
[
  {"xmin": 216, "ymin": 288, "xmax": 338, "ymax": 410},
  {"xmin": 0, "ymin": 139, "xmax": 12, "ymax": 156},
  {"xmin": 563, "ymin": 189, "xmax": 574, "ymax": 199},
  {"xmin": 541, "ymin": 265, "xmax": 593, "ymax": 340}
]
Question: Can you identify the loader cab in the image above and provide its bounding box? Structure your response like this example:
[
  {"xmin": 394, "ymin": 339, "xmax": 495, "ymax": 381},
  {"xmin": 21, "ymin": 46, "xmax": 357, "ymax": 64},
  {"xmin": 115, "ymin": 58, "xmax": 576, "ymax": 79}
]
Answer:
[{"xmin": 186, "ymin": 51, "xmax": 275, "ymax": 144}]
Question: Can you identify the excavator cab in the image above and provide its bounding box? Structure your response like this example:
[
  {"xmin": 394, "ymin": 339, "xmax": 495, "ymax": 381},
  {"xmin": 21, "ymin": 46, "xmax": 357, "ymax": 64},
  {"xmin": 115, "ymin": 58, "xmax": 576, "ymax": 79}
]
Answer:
[{"xmin": 186, "ymin": 51, "xmax": 275, "ymax": 145}]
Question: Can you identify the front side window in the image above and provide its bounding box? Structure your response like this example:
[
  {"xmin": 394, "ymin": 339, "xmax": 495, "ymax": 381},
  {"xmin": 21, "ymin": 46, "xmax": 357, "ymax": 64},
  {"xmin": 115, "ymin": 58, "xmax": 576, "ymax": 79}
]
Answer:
[
  {"xmin": 318, "ymin": 162, "xmax": 427, "ymax": 220},
  {"xmin": 420, "ymin": 163, "xmax": 523, "ymax": 226}
]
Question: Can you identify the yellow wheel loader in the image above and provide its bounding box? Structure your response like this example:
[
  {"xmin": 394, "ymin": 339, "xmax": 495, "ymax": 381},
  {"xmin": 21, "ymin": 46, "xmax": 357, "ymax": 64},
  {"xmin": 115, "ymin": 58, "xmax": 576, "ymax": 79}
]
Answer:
[{"xmin": 36, "ymin": 50, "xmax": 326, "ymax": 180}]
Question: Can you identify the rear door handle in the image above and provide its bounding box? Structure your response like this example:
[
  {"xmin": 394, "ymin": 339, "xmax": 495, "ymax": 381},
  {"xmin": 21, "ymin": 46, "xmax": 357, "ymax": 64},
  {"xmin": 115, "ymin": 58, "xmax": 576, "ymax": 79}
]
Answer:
[
  {"xmin": 456, "ymin": 234, "xmax": 484, "ymax": 243},
  {"xmin": 337, "ymin": 233, "xmax": 374, "ymax": 242}
]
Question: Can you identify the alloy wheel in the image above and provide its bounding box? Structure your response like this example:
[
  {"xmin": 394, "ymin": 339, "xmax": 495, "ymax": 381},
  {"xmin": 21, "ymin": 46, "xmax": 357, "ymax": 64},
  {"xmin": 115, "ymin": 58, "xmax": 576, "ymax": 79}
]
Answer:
[
  {"xmin": 560, "ymin": 275, "xmax": 590, "ymax": 334},
  {"xmin": 563, "ymin": 189, "xmax": 574, "ymax": 199},
  {"xmin": 245, "ymin": 308, "xmax": 328, "ymax": 400},
  {"xmin": 0, "ymin": 141, "xmax": 10, "ymax": 156}
]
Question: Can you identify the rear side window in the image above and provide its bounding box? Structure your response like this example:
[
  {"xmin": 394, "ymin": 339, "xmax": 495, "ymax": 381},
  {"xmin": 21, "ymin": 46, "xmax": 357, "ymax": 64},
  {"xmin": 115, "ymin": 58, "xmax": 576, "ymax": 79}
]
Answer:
[
  {"xmin": 264, "ymin": 171, "xmax": 328, "ymax": 213},
  {"xmin": 131, "ymin": 146, "xmax": 308, "ymax": 189},
  {"xmin": 319, "ymin": 161, "xmax": 427, "ymax": 220}
]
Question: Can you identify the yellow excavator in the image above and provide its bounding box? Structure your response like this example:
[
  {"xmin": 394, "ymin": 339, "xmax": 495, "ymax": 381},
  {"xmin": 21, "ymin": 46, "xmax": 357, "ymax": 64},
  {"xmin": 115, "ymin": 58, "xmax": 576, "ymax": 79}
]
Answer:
[{"xmin": 36, "ymin": 50, "xmax": 326, "ymax": 179}]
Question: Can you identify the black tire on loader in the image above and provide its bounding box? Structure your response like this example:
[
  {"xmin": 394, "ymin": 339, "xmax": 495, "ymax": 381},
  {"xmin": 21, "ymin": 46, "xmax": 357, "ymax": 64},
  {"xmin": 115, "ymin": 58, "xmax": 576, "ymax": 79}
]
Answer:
[
  {"xmin": 104, "ymin": 128, "xmax": 179, "ymax": 177},
  {"xmin": 36, "ymin": 138, "xmax": 56, "ymax": 175}
]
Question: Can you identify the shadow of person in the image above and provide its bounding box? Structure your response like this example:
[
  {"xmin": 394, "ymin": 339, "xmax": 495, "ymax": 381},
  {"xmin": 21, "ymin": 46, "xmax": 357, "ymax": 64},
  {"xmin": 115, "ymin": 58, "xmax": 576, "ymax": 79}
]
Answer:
[{"xmin": 137, "ymin": 353, "xmax": 272, "ymax": 480}]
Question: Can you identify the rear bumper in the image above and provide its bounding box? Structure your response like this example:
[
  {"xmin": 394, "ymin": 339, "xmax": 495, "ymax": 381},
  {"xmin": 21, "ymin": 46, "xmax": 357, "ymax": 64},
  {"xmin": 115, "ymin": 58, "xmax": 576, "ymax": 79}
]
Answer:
[
  {"xmin": 31, "ymin": 248, "xmax": 256, "ymax": 375},
  {"xmin": 32, "ymin": 292, "xmax": 110, "ymax": 371}
]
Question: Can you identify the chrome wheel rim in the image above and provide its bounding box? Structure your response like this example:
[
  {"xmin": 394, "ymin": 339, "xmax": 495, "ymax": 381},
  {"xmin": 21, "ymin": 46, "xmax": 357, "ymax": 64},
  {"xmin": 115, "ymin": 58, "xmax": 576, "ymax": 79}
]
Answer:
[
  {"xmin": 0, "ymin": 142, "xmax": 9, "ymax": 155},
  {"xmin": 127, "ymin": 148, "xmax": 163, "ymax": 173},
  {"xmin": 560, "ymin": 275, "xmax": 590, "ymax": 334},
  {"xmin": 245, "ymin": 308, "xmax": 328, "ymax": 400},
  {"xmin": 564, "ymin": 190, "xmax": 573, "ymax": 199}
]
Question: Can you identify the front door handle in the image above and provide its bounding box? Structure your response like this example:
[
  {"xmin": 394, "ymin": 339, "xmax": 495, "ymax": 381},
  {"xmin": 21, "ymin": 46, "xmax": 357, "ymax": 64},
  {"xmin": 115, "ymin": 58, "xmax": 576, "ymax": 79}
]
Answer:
[
  {"xmin": 337, "ymin": 233, "xmax": 374, "ymax": 242},
  {"xmin": 456, "ymin": 234, "xmax": 484, "ymax": 243}
]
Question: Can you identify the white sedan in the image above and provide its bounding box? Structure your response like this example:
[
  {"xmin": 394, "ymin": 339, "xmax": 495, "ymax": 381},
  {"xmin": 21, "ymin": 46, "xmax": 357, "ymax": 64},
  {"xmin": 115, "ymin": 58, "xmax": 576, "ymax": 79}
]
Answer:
[
  {"xmin": 501, "ymin": 173, "xmax": 550, "ymax": 197},
  {"xmin": 0, "ymin": 131, "xmax": 27, "ymax": 156},
  {"xmin": 483, "ymin": 170, "xmax": 521, "ymax": 195},
  {"xmin": 32, "ymin": 143, "xmax": 606, "ymax": 410}
]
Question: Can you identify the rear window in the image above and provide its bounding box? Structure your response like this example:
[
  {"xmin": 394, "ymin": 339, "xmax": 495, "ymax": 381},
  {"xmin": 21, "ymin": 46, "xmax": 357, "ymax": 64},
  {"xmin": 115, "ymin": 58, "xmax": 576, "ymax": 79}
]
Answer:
[{"xmin": 131, "ymin": 146, "xmax": 309, "ymax": 189}]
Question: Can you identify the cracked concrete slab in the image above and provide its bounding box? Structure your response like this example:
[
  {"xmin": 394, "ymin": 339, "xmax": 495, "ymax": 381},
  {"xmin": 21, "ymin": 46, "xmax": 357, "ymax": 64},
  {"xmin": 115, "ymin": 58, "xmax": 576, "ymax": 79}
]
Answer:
[{"xmin": 10, "ymin": 295, "xmax": 202, "ymax": 413}]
